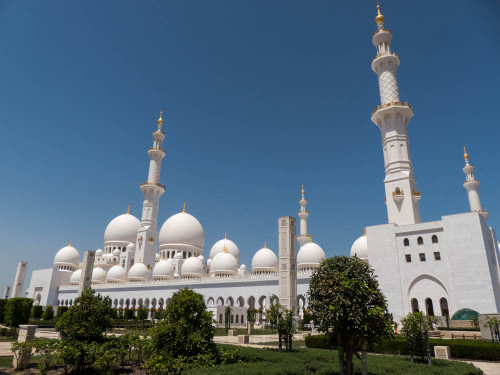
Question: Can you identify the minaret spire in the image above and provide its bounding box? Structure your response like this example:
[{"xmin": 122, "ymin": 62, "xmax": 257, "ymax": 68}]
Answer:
[
  {"xmin": 297, "ymin": 184, "xmax": 310, "ymax": 248},
  {"xmin": 462, "ymin": 147, "xmax": 488, "ymax": 220},
  {"xmin": 370, "ymin": 4, "xmax": 421, "ymax": 225},
  {"xmin": 134, "ymin": 110, "xmax": 167, "ymax": 272}
]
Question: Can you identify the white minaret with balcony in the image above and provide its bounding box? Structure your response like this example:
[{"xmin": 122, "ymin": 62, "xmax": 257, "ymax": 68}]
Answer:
[
  {"xmin": 297, "ymin": 185, "xmax": 310, "ymax": 248},
  {"xmin": 462, "ymin": 147, "xmax": 488, "ymax": 220},
  {"xmin": 134, "ymin": 111, "xmax": 167, "ymax": 271},
  {"xmin": 370, "ymin": 4, "xmax": 421, "ymax": 226}
]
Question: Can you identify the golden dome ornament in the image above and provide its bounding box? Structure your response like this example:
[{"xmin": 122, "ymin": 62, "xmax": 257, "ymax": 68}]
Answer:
[{"xmin": 375, "ymin": 2, "xmax": 385, "ymax": 24}]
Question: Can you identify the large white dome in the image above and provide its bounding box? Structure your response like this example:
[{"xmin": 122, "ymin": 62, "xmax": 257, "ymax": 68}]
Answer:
[
  {"xmin": 106, "ymin": 264, "xmax": 126, "ymax": 282},
  {"xmin": 70, "ymin": 269, "xmax": 81, "ymax": 285},
  {"xmin": 91, "ymin": 266, "xmax": 107, "ymax": 284},
  {"xmin": 152, "ymin": 259, "xmax": 174, "ymax": 280},
  {"xmin": 252, "ymin": 246, "xmax": 278, "ymax": 273},
  {"xmin": 181, "ymin": 256, "xmax": 205, "ymax": 277},
  {"xmin": 104, "ymin": 213, "xmax": 140, "ymax": 243},
  {"xmin": 209, "ymin": 237, "xmax": 240, "ymax": 262},
  {"xmin": 210, "ymin": 252, "xmax": 238, "ymax": 275},
  {"xmin": 54, "ymin": 243, "xmax": 80, "ymax": 266},
  {"xmin": 297, "ymin": 242, "xmax": 326, "ymax": 268},
  {"xmin": 128, "ymin": 262, "xmax": 150, "ymax": 281},
  {"xmin": 159, "ymin": 212, "xmax": 205, "ymax": 249},
  {"xmin": 350, "ymin": 234, "xmax": 368, "ymax": 260}
]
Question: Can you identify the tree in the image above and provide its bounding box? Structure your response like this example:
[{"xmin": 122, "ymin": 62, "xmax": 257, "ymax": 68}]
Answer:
[
  {"xmin": 57, "ymin": 305, "xmax": 68, "ymax": 317},
  {"xmin": 42, "ymin": 305, "xmax": 54, "ymax": 320},
  {"xmin": 308, "ymin": 256, "xmax": 394, "ymax": 375},
  {"xmin": 56, "ymin": 289, "xmax": 114, "ymax": 343},
  {"xmin": 137, "ymin": 305, "xmax": 148, "ymax": 320},
  {"xmin": 0, "ymin": 299, "xmax": 7, "ymax": 323},
  {"xmin": 4, "ymin": 298, "xmax": 33, "ymax": 327},
  {"xmin": 150, "ymin": 287, "xmax": 216, "ymax": 358},
  {"xmin": 32, "ymin": 305, "xmax": 43, "ymax": 319},
  {"xmin": 400, "ymin": 312, "xmax": 432, "ymax": 363}
]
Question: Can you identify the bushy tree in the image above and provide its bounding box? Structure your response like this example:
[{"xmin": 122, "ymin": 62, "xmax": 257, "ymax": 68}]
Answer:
[
  {"xmin": 42, "ymin": 305, "xmax": 54, "ymax": 320},
  {"xmin": 137, "ymin": 305, "xmax": 148, "ymax": 320},
  {"xmin": 0, "ymin": 299, "xmax": 6, "ymax": 323},
  {"xmin": 308, "ymin": 256, "xmax": 394, "ymax": 375},
  {"xmin": 124, "ymin": 308, "xmax": 135, "ymax": 320},
  {"xmin": 400, "ymin": 311, "xmax": 431, "ymax": 363},
  {"xmin": 56, "ymin": 305, "xmax": 68, "ymax": 317},
  {"xmin": 31, "ymin": 305, "xmax": 43, "ymax": 319},
  {"xmin": 4, "ymin": 298, "xmax": 33, "ymax": 327}
]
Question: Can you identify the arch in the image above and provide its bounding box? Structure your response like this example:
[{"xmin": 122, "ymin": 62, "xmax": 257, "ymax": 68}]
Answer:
[
  {"xmin": 425, "ymin": 298, "xmax": 435, "ymax": 316},
  {"xmin": 270, "ymin": 295, "xmax": 279, "ymax": 305},
  {"xmin": 417, "ymin": 236, "xmax": 424, "ymax": 245},
  {"xmin": 247, "ymin": 296, "xmax": 256, "ymax": 309},
  {"xmin": 217, "ymin": 297, "xmax": 224, "ymax": 306},
  {"xmin": 144, "ymin": 298, "xmax": 150, "ymax": 308},
  {"xmin": 35, "ymin": 293, "xmax": 41, "ymax": 305},
  {"xmin": 151, "ymin": 298, "xmax": 157, "ymax": 309},
  {"xmin": 138, "ymin": 298, "xmax": 144, "ymax": 307},
  {"xmin": 230, "ymin": 314, "xmax": 234, "ymax": 323},
  {"xmin": 440, "ymin": 298, "xmax": 449, "ymax": 317},
  {"xmin": 403, "ymin": 238, "xmax": 409, "ymax": 247},
  {"xmin": 119, "ymin": 298, "xmax": 124, "ymax": 308},
  {"xmin": 411, "ymin": 298, "xmax": 419, "ymax": 312},
  {"xmin": 432, "ymin": 235, "xmax": 438, "ymax": 244},
  {"xmin": 158, "ymin": 298, "xmax": 164, "ymax": 309},
  {"xmin": 236, "ymin": 315, "xmax": 239, "ymax": 323},
  {"xmin": 113, "ymin": 299, "xmax": 118, "ymax": 308},
  {"xmin": 69, "ymin": 300, "xmax": 73, "ymax": 306},
  {"xmin": 226, "ymin": 297, "xmax": 234, "ymax": 307},
  {"xmin": 241, "ymin": 314, "xmax": 244, "ymax": 324},
  {"xmin": 207, "ymin": 297, "xmax": 215, "ymax": 306},
  {"xmin": 451, "ymin": 308, "xmax": 479, "ymax": 321},
  {"xmin": 166, "ymin": 297, "xmax": 172, "ymax": 305},
  {"xmin": 407, "ymin": 274, "xmax": 448, "ymax": 296},
  {"xmin": 237, "ymin": 296, "xmax": 245, "ymax": 307},
  {"xmin": 131, "ymin": 298, "xmax": 137, "ymax": 309},
  {"xmin": 125, "ymin": 298, "xmax": 130, "ymax": 308}
]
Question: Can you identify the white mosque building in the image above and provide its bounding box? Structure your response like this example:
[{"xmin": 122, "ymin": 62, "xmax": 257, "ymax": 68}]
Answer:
[{"xmin": 21, "ymin": 5, "xmax": 500, "ymax": 323}]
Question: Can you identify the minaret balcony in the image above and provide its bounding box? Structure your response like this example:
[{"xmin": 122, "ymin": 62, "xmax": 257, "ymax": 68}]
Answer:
[
  {"xmin": 412, "ymin": 190, "xmax": 421, "ymax": 201},
  {"xmin": 140, "ymin": 182, "xmax": 166, "ymax": 191},
  {"xmin": 392, "ymin": 188, "xmax": 404, "ymax": 203},
  {"xmin": 371, "ymin": 52, "xmax": 400, "ymax": 73}
]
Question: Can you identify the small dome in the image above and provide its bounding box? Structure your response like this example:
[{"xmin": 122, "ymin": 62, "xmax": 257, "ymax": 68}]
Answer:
[
  {"xmin": 106, "ymin": 264, "xmax": 126, "ymax": 282},
  {"xmin": 159, "ymin": 212, "xmax": 205, "ymax": 248},
  {"xmin": 54, "ymin": 244, "xmax": 80, "ymax": 266},
  {"xmin": 209, "ymin": 237, "xmax": 240, "ymax": 262},
  {"xmin": 198, "ymin": 255, "xmax": 206, "ymax": 264},
  {"xmin": 350, "ymin": 235, "xmax": 368, "ymax": 260},
  {"xmin": 240, "ymin": 264, "xmax": 246, "ymax": 271},
  {"xmin": 153, "ymin": 259, "xmax": 174, "ymax": 280},
  {"xmin": 70, "ymin": 269, "xmax": 81, "ymax": 285},
  {"xmin": 91, "ymin": 266, "xmax": 107, "ymax": 284},
  {"xmin": 96, "ymin": 249, "xmax": 103, "ymax": 257},
  {"xmin": 210, "ymin": 252, "xmax": 238, "ymax": 275},
  {"xmin": 126, "ymin": 243, "xmax": 136, "ymax": 252},
  {"xmin": 155, "ymin": 253, "xmax": 160, "ymax": 261},
  {"xmin": 297, "ymin": 242, "xmax": 326, "ymax": 268},
  {"xmin": 207, "ymin": 258, "xmax": 212, "ymax": 267},
  {"xmin": 173, "ymin": 251, "xmax": 183, "ymax": 260},
  {"xmin": 104, "ymin": 213, "xmax": 140, "ymax": 243},
  {"xmin": 112, "ymin": 249, "xmax": 120, "ymax": 256},
  {"xmin": 181, "ymin": 256, "xmax": 205, "ymax": 277},
  {"xmin": 128, "ymin": 263, "xmax": 150, "ymax": 281},
  {"xmin": 252, "ymin": 246, "xmax": 278, "ymax": 273}
]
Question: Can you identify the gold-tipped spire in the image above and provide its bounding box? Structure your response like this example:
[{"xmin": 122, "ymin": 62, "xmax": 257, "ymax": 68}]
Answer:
[
  {"xmin": 69, "ymin": 240, "xmax": 72, "ymax": 246},
  {"xmin": 309, "ymin": 235, "xmax": 312, "ymax": 243},
  {"xmin": 301, "ymin": 184, "xmax": 305, "ymax": 195},
  {"xmin": 182, "ymin": 201, "xmax": 186, "ymax": 213},
  {"xmin": 375, "ymin": 2, "xmax": 385, "ymax": 24},
  {"xmin": 224, "ymin": 231, "xmax": 227, "ymax": 239},
  {"xmin": 157, "ymin": 109, "xmax": 163, "ymax": 126},
  {"xmin": 264, "ymin": 241, "xmax": 267, "ymax": 248},
  {"xmin": 463, "ymin": 146, "xmax": 470, "ymax": 165},
  {"xmin": 126, "ymin": 205, "xmax": 130, "ymax": 214},
  {"xmin": 223, "ymin": 245, "xmax": 228, "ymax": 253},
  {"xmin": 364, "ymin": 227, "xmax": 367, "ymax": 236}
]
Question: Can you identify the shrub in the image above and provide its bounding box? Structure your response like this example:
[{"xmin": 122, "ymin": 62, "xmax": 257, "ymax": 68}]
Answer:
[
  {"xmin": 42, "ymin": 305, "xmax": 54, "ymax": 320},
  {"xmin": 137, "ymin": 305, "xmax": 148, "ymax": 320},
  {"xmin": 4, "ymin": 298, "xmax": 33, "ymax": 327},
  {"xmin": 32, "ymin": 338, "xmax": 60, "ymax": 374},
  {"xmin": 31, "ymin": 305, "xmax": 43, "ymax": 319},
  {"xmin": 124, "ymin": 308, "xmax": 135, "ymax": 320},
  {"xmin": 57, "ymin": 305, "xmax": 68, "ymax": 317},
  {"xmin": 400, "ymin": 312, "xmax": 431, "ymax": 362},
  {"xmin": 0, "ymin": 299, "xmax": 7, "ymax": 323}
]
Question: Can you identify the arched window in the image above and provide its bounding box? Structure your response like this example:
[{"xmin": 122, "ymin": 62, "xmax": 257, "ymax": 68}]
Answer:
[
  {"xmin": 417, "ymin": 237, "xmax": 424, "ymax": 245},
  {"xmin": 241, "ymin": 314, "xmax": 244, "ymax": 324},
  {"xmin": 411, "ymin": 298, "xmax": 419, "ymax": 313},
  {"xmin": 425, "ymin": 298, "xmax": 434, "ymax": 316},
  {"xmin": 236, "ymin": 315, "xmax": 239, "ymax": 323},
  {"xmin": 403, "ymin": 238, "xmax": 409, "ymax": 247},
  {"xmin": 432, "ymin": 235, "xmax": 438, "ymax": 244},
  {"xmin": 231, "ymin": 315, "xmax": 234, "ymax": 323},
  {"xmin": 440, "ymin": 298, "xmax": 449, "ymax": 317}
]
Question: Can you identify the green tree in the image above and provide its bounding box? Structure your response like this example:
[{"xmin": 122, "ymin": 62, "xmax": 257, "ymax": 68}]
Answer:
[
  {"xmin": 57, "ymin": 305, "xmax": 68, "ymax": 317},
  {"xmin": 32, "ymin": 338, "xmax": 60, "ymax": 374},
  {"xmin": 4, "ymin": 297, "xmax": 33, "ymax": 327},
  {"xmin": 137, "ymin": 305, "xmax": 148, "ymax": 320},
  {"xmin": 308, "ymin": 256, "xmax": 393, "ymax": 375},
  {"xmin": 150, "ymin": 287, "xmax": 216, "ymax": 358},
  {"xmin": 32, "ymin": 305, "xmax": 43, "ymax": 319},
  {"xmin": 124, "ymin": 308, "xmax": 135, "ymax": 320},
  {"xmin": 0, "ymin": 299, "xmax": 7, "ymax": 323},
  {"xmin": 400, "ymin": 312, "xmax": 432, "ymax": 363},
  {"xmin": 42, "ymin": 305, "xmax": 54, "ymax": 320}
]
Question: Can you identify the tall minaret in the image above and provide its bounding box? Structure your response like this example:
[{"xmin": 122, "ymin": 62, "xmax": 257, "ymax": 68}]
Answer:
[
  {"xmin": 134, "ymin": 110, "xmax": 166, "ymax": 270},
  {"xmin": 297, "ymin": 185, "xmax": 310, "ymax": 248},
  {"xmin": 462, "ymin": 147, "xmax": 488, "ymax": 220},
  {"xmin": 370, "ymin": 3, "xmax": 421, "ymax": 226}
]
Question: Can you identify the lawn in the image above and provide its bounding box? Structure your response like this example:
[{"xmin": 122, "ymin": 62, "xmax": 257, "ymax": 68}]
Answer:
[
  {"xmin": 0, "ymin": 356, "xmax": 12, "ymax": 368},
  {"xmin": 0, "ymin": 337, "xmax": 15, "ymax": 342},
  {"xmin": 184, "ymin": 345, "xmax": 483, "ymax": 375}
]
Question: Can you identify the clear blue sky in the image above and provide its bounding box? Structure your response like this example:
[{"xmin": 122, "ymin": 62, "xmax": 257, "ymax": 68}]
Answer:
[{"xmin": 1, "ymin": 1, "xmax": 499, "ymax": 294}]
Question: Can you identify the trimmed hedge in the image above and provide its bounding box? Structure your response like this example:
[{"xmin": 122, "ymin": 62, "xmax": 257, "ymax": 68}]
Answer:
[
  {"xmin": 42, "ymin": 305, "xmax": 54, "ymax": 320},
  {"xmin": 0, "ymin": 299, "xmax": 7, "ymax": 323},
  {"xmin": 438, "ymin": 327, "xmax": 480, "ymax": 332},
  {"xmin": 57, "ymin": 305, "xmax": 68, "ymax": 317},
  {"xmin": 305, "ymin": 334, "xmax": 500, "ymax": 361},
  {"xmin": 32, "ymin": 305, "xmax": 43, "ymax": 319},
  {"xmin": 4, "ymin": 298, "xmax": 33, "ymax": 327}
]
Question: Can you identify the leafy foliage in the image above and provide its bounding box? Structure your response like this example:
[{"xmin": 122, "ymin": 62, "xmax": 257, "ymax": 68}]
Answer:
[
  {"xmin": 0, "ymin": 299, "xmax": 7, "ymax": 323},
  {"xmin": 31, "ymin": 305, "xmax": 43, "ymax": 319},
  {"xmin": 123, "ymin": 308, "xmax": 135, "ymax": 319},
  {"xmin": 42, "ymin": 305, "xmax": 54, "ymax": 320},
  {"xmin": 32, "ymin": 338, "xmax": 59, "ymax": 374},
  {"xmin": 57, "ymin": 305, "xmax": 68, "ymax": 317},
  {"xmin": 400, "ymin": 312, "xmax": 432, "ymax": 362},
  {"xmin": 4, "ymin": 297, "xmax": 33, "ymax": 327},
  {"xmin": 308, "ymin": 256, "xmax": 394, "ymax": 375},
  {"xmin": 137, "ymin": 305, "xmax": 148, "ymax": 320}
]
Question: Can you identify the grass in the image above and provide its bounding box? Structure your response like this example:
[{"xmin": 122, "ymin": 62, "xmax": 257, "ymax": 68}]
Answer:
[
  {"xmin": 214, "ymin": 328, "xmax": 275, "ymax": 336},
  {"xmin": 254, "ymin": 340, "xmax": 306, "ymax": 348},
  {"xmin": 183, "ymin": 345, "xmax": 484, "ymax": 375},
  {"xmin": 0, "ymin": 356, "xmax": 12, "ymax": 368},
  {"xmin": 0, "ymin": 337, "xmax": 15, "ymax": 342}
]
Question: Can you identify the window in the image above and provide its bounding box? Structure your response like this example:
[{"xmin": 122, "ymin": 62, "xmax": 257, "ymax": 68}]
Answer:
[
  {"xmin": 419, "ymin": 253, "xmax": 426, "ymax": 261},
  {"xmin": 426, "ymin": 298, "xmax": 435, "ymax": 316},
  {"xmin": 417, "ymin": 237, "xmax": 424, "ymax": 245},
  {"xmin": 403, "ymin": 238, "xmax": 409, "ymax": 247},
  {"xmin": 405, "ymin": 254, "xmax": 412, "ymax": 263},
  {"xmin": 432, "ymin": 235, "xmax": 438, "ymax": 244},
  {"xmin": 411, "ymin": 298, "xmax": 419, "ymax": 313},
  {"xmin": 434, "ymin": 252, "xmax": 441, "ymax": 261}
]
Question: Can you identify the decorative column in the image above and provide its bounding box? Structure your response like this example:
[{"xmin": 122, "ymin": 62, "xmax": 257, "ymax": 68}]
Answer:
[
  {"xmin": 370, "ymin": 3, "xmax": 421, "ymax": 225},
  {"xmin": 11, "ymin": 262, "xmax": 27, "ymax": 298},
  {"xmin": 278, "ymin": 216, "xmax": 297, "ymax": 314},
  {"xmin": 78, "ymin": 250, "xmax": 95, "ymax": 296},
  {"xmin": 462, "ymin": 147, "xmax": 488, "ymax": 220},
  {"xmin": 135, "ymin": 111, "xmax": 167, "ymax": 271},
  {"xmin": 297, "ymin": 185, "xmax": 310, "ymax": 248}
]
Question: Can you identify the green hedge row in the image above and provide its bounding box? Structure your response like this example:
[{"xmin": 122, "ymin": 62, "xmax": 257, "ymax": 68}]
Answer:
[
  {"xmin": 305, "ymin": 334, "xmax": 500, "ymax": 361},
  {"xmin": 438, "ymin": 327, "xmax": 480, "ymax": 332}
]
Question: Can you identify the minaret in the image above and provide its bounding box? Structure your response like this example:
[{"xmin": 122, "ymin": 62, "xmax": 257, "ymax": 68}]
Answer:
[
  {"xmin": 297, "ymin": 185, "xmax": 310, "ymax": 248},
  {"xmin": 134, "ymin": 110, "xmax": 166, "ymax": 270},
  {"xmin": 370, "ymin": 3, "xmax": 421, "ymax": 226},
  {"xmin": 462, "ymin": 147, "xmax": 488, "ymax": 220}
]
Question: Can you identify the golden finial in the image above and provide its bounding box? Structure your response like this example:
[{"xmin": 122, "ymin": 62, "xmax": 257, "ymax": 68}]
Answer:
[
  {"xmin": 364, "ymin": 227, "xmax": 367, "ymax": 236},
  {"xmin": 301, "ymin": 184, "xmax": 305, "ymax": 195},
  {"xmin": 309, "ymin": 235, "xmax": 312, "ymax": 243},
  {"xmin": 264, "ymin": 241, "xmax": 267, "ymax": 248},
  {"xmin": 224, "ymin": 231, "xmax": 227, "ymax": 239},
  {"xmin": 375, "ymin": 2, "xmax": 385, "ymax": 24},
  {"xmin": 463, "ymin": 146, "xmax": 470, "ymax": 165},
  {"xmin": 126, "ymin": 205, "xmax": 130, "ymax": 214},
  {"xmin": 69, "ymin": 240, "xmax": 72, "ymax": 246},
  {"xmin": 182, "ymin": 201, "xmax": 186, "ymax": 213},
  {"xmin": 157, "ymin": 109, "xmax": 163, "ymax": 126},
  {"xmin": 223, "ymin": 245, "xmax": 228, "ymax": 253}
]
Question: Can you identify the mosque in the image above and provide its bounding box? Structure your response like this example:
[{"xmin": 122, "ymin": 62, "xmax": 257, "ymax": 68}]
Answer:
[{"xmin": 20, "ymin": 5, "xmax": 500, "ymax": 323}]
